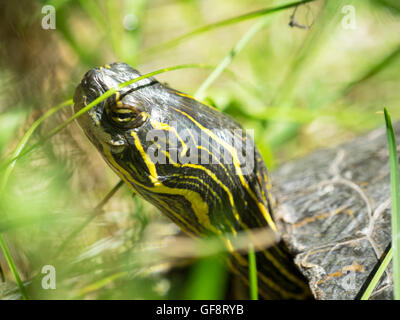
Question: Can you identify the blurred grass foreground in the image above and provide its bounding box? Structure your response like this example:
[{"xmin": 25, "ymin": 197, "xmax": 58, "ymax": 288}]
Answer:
[{"xmin": 0, "ymin": 0, "xmax": 399, "ymax": 299}]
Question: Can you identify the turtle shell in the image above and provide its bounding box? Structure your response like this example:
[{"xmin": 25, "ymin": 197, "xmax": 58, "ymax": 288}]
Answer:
[{"xmin": 272, "ymin": 124, "xmax": 399, "ymax": 300}]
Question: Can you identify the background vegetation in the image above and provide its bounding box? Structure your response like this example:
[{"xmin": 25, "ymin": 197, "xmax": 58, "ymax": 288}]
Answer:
[{"xmin": 0, "ymin": 0, "xmax": 399, "ymax": 299}]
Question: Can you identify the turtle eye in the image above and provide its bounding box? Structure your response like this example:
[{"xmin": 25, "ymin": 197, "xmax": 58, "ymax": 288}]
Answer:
[{"xmin": 106, "ymin": 101, "xmax": 148, "ymax": 129}]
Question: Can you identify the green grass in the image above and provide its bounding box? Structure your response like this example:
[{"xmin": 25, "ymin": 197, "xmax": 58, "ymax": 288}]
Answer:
[
  {"xmin": 360, "ymin": 247, "xmax": 393, "ymax": 300},
  {"xmin": 0, "ymin": 237, "xmax": 28, "ymax": 299},
  {"xmin": 140, "ymin": 0, "xmax": 316, "ymax": 58},
  {"xmin": 0, "ymin": 99, "xmax": 73, "ymax": 299},
  {"xmin": 53, "ymin": 180, "xmax": 124, "ymax": 259},
  {"xmin": 195, "ymin": 16, "xmax": 271, "ymax": 101},
  {"xmin": 360, "ymin": 108, "xmax": 400, "ymax": 300},
  {"xmin": 384, "ymin": 108, "xmax": 400, "ymax": 300},
  {"xmin": 184, "ymin": 254, "xmax": 228, "ymax": 300},
  {"xmin": 248, "ymin": 245, "xmax": 258, "ymax": 300}
]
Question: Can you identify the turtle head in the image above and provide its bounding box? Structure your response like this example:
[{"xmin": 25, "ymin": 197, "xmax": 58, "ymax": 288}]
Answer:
[{"xmin": 73, "ymin": 62, "xmax": 155, "ymax": 152}]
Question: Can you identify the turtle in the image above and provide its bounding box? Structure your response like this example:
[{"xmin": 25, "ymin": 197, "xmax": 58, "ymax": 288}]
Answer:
[
  {"xmin": 73, "ymin": 62, "xmax": 313, "ymax": 299},
  {"xmin": 73, "ymin": 62, "xmax": 396, "ymax": 300}
]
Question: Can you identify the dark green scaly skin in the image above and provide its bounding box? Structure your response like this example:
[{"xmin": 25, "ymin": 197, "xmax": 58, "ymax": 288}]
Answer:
[{"xmin": 73, "ymin": 62, "xmax": 311, "ymax": 299}]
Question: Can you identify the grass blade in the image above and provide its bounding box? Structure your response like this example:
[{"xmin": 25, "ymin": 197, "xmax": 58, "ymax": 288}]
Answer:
[
  {"xmin": 361, "ymin": 247, "xmax": 392, "ymax": 300},
  {"xmin": 140, "ymin": 0, "xmax": 315, "ymax": 57},
  {"xmin": 341, "ymin": 45, "xmax": 400, "ymax": 97},
  {"xmin": 0, "ymin": 99, "xmax": 72, "ymax": 190},
  {"xmin": 195, "ymin": 16, "xmax": 270, "ymax": 100},
  {"xmin": 384, "ymin": 107, "xmax": 400, "ymax": 299},
  {"xmin": 361, "ymin": 108, "xmax": 400, "ymax": 300},
  {"xmin": 248, "ymin": 244, "xmax": 258, "ymax": 300},
  {"xmin": 53, "ymin": 180, "xmax": 124, "ymax": 259},
  {"xmin": 184, "ymin": 254, "xmax": 227, "ymax": 300},
  {"xmin": 0, "ymin": 237, "xmax": 28, "ymax": 299}
]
